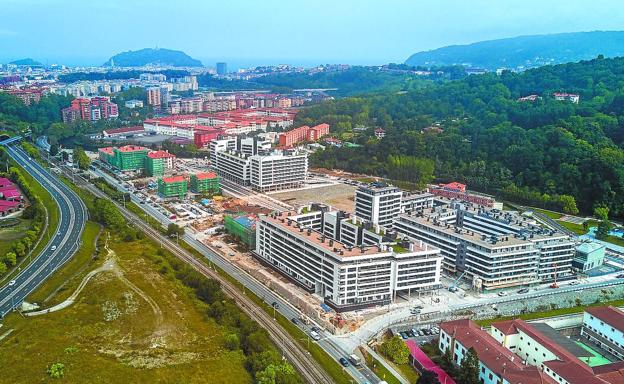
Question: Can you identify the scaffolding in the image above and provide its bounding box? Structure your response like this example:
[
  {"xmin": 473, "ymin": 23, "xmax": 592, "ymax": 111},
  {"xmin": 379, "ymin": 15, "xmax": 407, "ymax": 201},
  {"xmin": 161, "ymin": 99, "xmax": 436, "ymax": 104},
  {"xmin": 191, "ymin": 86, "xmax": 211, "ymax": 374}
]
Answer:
[{"xmin": 224, "ymin": 215, "xmax": 256, "ymax": 248}]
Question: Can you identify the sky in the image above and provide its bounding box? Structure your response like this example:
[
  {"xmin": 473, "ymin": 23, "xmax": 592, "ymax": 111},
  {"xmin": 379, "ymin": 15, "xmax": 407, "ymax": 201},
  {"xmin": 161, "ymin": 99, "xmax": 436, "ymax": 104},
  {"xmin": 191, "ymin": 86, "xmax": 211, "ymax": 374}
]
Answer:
[{"xmin": 1, "ymin": 0, "xmax": 624, "ymax": 68}]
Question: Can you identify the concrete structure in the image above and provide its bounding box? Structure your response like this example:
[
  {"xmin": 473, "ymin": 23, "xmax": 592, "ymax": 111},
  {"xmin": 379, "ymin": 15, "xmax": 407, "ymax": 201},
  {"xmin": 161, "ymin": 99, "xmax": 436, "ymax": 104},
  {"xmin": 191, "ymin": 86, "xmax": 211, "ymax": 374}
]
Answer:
[
  {"xmin": 99, "ymin": 145, "xmax": 149, "ymax": 171},
  {"xmin": 147, "ymin": 87, "xmax": 161, "ymax": 106},
  {"xmin": 190, "ymin": 172, "xmax": 220, "ymax": 194},
  {"xmin": 393, "ymin": 203, "xmax": 576, "ymax": 290},
  {"xmin": 254, "ymin": 209, "xmax": 443, "ymax": 311},
  {"xmin": 582, "ymin": 306, "xmax": 624, "ymax": 360},
  {"xmin": 211, "ymin": 138, "xmax": 308, "ymax": 192},
  {"xmin": 429, "ymin": 182, "xmax": 502, "ymax": 209},
  {"xmin": 354, "ymin": 182, "xmax": 403, "ymax": 229},
  {"xmin": 157, "ymin": 176, "xmax": 187, "ymax": 198},
  {"xmin": 440, "ymin": 317, "xmax": 624, "ymax": 384},
  {"xmin": 573, "ymin": 242, "xmax": 606, "ymax": 272}
]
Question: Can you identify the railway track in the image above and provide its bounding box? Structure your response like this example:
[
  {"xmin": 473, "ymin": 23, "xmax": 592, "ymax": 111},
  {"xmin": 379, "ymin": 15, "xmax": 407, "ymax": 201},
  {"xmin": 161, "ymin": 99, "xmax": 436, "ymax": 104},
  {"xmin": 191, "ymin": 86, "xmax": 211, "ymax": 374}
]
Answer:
[{"xmin": 69, "ymin": 175, "xmax": 333, "ymax": 384}]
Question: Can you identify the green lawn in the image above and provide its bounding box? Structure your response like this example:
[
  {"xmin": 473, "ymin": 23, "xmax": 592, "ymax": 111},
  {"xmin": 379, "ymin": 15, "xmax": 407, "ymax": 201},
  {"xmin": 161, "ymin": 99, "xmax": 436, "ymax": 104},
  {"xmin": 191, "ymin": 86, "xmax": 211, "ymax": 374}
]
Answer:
[
  {"xmin": 0, "ymin": 217, "xmax": 31, "ymax": 257},
  {"xmin": 533, "ymin": 207, "xmax": 563, "ymax": 220},
  {"xmin": 0, "ymin": 233, "xmax": 251, "ymax": 384},
  {"xmin": 364, "ymin": 352, "xmax": 402, "ymax": 384}
]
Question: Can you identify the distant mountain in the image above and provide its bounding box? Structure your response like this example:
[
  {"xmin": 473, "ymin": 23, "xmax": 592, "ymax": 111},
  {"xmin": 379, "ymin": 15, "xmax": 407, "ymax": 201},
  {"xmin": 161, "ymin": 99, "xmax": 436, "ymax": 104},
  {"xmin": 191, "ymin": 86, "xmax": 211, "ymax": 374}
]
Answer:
[
  {"xmin": 9, "ymin": 58, "xmax": 43, "ymax": 66},
  {"xmin": 103, "ymin": 48, "xmax": 202, "ymax": 67},
  {"xmin": 405, "ymin": 31, "xmax": 624, "ymax": 70}
]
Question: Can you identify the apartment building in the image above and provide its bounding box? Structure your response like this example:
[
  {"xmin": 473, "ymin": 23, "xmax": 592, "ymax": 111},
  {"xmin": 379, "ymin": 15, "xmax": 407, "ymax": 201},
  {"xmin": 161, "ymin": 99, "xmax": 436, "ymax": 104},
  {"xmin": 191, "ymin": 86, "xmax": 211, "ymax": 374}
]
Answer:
[
  {"xmin": 147, "ymin": 87, "xmax": 161, "ymax": 106},
  {"xmin": 190, "ymin": 172, "xmax": 220, "ymax": 194},
  {"xmin": 278, "ymin": 123, "xmax": 330, "ymax": 147},
  {"xmin": 354, "ymin": 182, "xmax": 403, "ymax": 229},
  {"xmin": 145, "ymin": 150, "xmax": 176, "ymax": 177},
  {"xmin": 393, "ymin": 204, "xmax": 575, "ymax": 290},
  {"xmin": 62, "ymin": 96, "xmax": 118, "ymax": 123},
  {"xmin": 582, "ymin": 306, "xmax": 624, "ymax": 360},
  {"xmin": 254, "ymin": 210, "xmax": 443, "ymax": 311},
  {"xmin": 249, "ymin": 149, "xmax": 308, "ymax": 192},
  {"xmin": 439, "ymin": 317, "xmax": 624, "ymax": 384},
  {"xmin": 158, "ymin": 176, "xmax": 187, "ymax": 198}
]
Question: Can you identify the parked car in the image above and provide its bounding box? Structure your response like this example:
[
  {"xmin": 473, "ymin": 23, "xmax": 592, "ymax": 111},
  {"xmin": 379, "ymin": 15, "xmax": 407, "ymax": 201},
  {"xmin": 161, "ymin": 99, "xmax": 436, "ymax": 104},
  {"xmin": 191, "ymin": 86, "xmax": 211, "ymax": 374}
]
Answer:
[
  {"xmin": 406, "ymin": 330, "xmax": 415, "ymax": 337},
  {"xmin": 517, "ymin": 288, "xmax": 529, "ymax": 294},
  {"xmin": 497, "ymin": 291, "xmax": 507, "ymax": 297},
  {"xmin": 417, "ymin": 329, "xmax": 425, "ymax": 336},
  {"xmin": 339, "ymin": 357, "xmax": 349, "ymax": 367},
  {"xmin": 399, "ymin": 332, "xmax": 408, "ymax": 339}
]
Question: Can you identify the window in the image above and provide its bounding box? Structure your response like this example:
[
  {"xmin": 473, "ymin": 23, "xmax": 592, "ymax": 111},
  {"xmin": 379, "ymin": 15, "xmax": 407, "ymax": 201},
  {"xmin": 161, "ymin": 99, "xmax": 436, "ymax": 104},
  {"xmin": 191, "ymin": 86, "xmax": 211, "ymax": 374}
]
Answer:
[{"xmin": 488, "ymin": 373, "xmax": 493, "ymax": 380}]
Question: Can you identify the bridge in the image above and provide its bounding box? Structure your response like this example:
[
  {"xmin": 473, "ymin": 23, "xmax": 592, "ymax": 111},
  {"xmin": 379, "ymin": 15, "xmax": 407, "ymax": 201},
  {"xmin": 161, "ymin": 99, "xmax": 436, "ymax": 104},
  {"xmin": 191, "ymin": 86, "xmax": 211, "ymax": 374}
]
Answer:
[{"xmin": 0, "ymin": 136, "xmax": 22, "ymax": 146}]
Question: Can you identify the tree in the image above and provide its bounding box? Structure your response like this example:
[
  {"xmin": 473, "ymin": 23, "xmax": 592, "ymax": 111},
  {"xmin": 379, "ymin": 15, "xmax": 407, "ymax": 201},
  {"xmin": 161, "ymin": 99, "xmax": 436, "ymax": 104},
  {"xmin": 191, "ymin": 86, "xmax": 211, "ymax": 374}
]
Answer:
[
  {"xmin": 49, "ymin": 144, "xmax": 59, "ymax": 157},
  {"xmin": 596, "ymin": 220, "xmax": 612, "ymax": 240},
  {"xmin": 74, "ymin": 147, "xmax": 91, "ymax": 170},
  {"xmin": 380, "ymin": 335, "xmax": 410, "ymax": 365},
  {"xmin": 167, "ymin": 223, "xmax": 184, "ymax": 237},
  {"xmin": 3, "ymin": 252, "xmax": 17, "ymax": 267},
  {"xmin": 224, "ymin": 333, "xmax": 240, "ymax": 350},
  {"xmin": 457, "ymin": 347, "xmax": 480, "ymax": 384},
  {"xmin": 417, "ymin": 370, "xmax": 441, "ymax": 384},
  {"xmin": 594, "ymin": 206, "xmax": 610, "ymax": 221}
]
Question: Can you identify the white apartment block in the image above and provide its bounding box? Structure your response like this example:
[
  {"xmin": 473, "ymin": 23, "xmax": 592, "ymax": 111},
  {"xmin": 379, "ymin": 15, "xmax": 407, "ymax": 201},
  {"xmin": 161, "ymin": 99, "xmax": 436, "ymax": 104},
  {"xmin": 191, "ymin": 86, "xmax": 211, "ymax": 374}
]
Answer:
[
  {"xmin": 354, "ymin": 183, "xmax": 403, "ymax": 229},
  {"xmin": 393, "ymin": 204, "xmax": 575, "ymax": 290},
  {"xmin": 254, "ymin": 210, "xmax": 443, "ymax": 311},
  {"xmin": 581, "ymin": 306, "xmax": 624, "ymax": 360},
  {"xmin": 210, "ymin": 138, "xmax": 308, "ymax": 192}
]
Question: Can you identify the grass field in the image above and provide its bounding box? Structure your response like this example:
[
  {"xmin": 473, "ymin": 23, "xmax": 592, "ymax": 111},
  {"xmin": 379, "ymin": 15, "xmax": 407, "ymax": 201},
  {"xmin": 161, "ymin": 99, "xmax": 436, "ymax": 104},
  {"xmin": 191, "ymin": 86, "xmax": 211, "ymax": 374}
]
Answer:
[
  {"xmin": 0, "ymin": 235, "xmax": 251, "ymax": 384},
  {"xmin": 0, "ymin": 216, "xmax": 31, "ymax": 256},
  {"xmin": 533, "ymin": 207, "xmax": 563, "ymax": 219},
  {"xmin": 364, "ymin": 352, "xmax": 402, "ymax": 384}
]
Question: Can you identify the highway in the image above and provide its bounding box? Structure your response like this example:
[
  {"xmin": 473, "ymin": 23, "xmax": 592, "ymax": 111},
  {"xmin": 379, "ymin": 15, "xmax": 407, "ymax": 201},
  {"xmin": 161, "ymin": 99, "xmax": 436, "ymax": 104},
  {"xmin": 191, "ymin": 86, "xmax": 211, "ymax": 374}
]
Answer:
[
  {"xmin": 83, "ymin": 164, "xmax": 380, "ymax": 383},
  {"xmin": 0, "ymin": 143, "xmax": 87, "ymax": 319}
]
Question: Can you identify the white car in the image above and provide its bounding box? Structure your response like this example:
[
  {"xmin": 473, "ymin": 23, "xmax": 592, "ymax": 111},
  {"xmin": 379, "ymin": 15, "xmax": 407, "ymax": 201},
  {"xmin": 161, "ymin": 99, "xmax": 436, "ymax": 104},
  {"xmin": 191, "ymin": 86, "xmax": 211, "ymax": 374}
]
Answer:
[
  {"xmin": 51, "ymin": 245, "xmax": 57, "ymax": 251},
  {"xmin": 8, "ymin": 280, "xmax": 16, "ymax": 287},
  {"xmin": 309, "ymin": 331, "xmax": 321, "ymax": 341}
]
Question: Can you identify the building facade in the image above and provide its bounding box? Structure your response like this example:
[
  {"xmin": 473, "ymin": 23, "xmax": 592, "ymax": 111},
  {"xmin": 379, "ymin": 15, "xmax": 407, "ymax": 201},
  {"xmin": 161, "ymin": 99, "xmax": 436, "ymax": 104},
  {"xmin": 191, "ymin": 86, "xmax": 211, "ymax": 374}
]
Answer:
[
  {"xmin": 158, "ymin": 176, "xmax": 187, "ymax": 198},
  {"xmin": 190, "ymin": 172, "xmax": 220, "ymax": 194},
  {"xmin": 354, "ymin": 183, "xmax": 403, "ymax": 229}
]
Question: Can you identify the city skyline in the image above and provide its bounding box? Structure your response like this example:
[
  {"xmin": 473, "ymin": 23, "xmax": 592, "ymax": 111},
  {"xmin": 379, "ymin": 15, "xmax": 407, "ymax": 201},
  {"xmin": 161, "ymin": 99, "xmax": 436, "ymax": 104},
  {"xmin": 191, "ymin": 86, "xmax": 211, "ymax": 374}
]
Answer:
[{"xmin": 2, "ymin": 0, "xmax": 624, "ymax": 67}]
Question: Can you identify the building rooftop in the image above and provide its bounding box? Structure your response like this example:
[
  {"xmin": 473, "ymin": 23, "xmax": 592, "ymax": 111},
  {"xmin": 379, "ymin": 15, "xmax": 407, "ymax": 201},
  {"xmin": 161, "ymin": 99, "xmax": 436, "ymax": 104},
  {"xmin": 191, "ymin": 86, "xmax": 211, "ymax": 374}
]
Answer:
[
  {"xmin": 116, "ymin": 145, "xmax": 148, "ymax": 153},
  {"xmin": 161, "ymin": 176, "xmax": 186, "ymax": 183},
  {"xmin": 577, "ymin": 242, "xmax": 606, "ymax": 254},
  {"xmin": 98, "ymin": 146, "xmax": 114, "ymax": 155},
  {"xmin": 195, "ymin": 172, "xmax": 218, "ymax": 180},
  {"xmin": 103, "ymin": 126, "xmax": 144, "ymax": 135},
  {"xmin": 586, "ymin": 306, "xmax": 624, "ymax": 333},
  {"xmin": 147, "ymin": 150, "xmax": 175, "ymax": 159}
]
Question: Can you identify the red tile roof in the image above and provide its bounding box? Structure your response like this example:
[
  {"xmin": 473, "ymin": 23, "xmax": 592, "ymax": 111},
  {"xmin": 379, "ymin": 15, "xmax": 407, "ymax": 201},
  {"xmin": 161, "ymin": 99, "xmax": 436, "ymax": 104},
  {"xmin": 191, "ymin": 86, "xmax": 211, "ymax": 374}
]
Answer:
[
  {"xmin": 147, "ymin": 150, "xmax": 175, "ymax": 159},
  {"xmin": 585, "ymin": 306, "xmax": 624, "ymax": 332},
  {"xmin": 195, "ymin": 172, "xmax": 218, "ymax": 180},
  {"xmin": 161, "ymin": 176, "xmax": 186, "ymax": 183}
]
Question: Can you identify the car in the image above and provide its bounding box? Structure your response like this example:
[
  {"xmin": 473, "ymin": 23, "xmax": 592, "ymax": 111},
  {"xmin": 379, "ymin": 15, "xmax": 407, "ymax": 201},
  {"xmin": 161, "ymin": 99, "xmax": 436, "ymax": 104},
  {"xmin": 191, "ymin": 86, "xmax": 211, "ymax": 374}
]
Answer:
[
  {"xmin": 410, "ymin": 308, "xmax": 421, "ymax": 314},
  {"xmin": 309, "ymin": 331, "xmax": 321, "ymax": 341},
  {"xmin": 413, "ymin": 304, "xmax": 424, "ymax": 309},
  {"xmin": 271, "ymin": 301, "xmax": 280, "ymax": 309},
  {"xmin": 407, "ymin": 330, "xmax": 415, "ymax": 337},
  {"xmin": 617, "ymin": 274, "xmax": 624, "ymax": 279},
  {"xmin": 8, "ymin": 280, "xmax": 16, "ymax": 287},
  {"xmin": 432, "ymin": 327, "xmax": 440, "ymax": 334},
  {"xmin": 311, "ymin": 326, "xmax": 320, "ymax": 333},
  {"xmin": 339, "ymin": 357, "xmax": 349, "ymax": 367},
  {"xmin": 448, "ymin": 286, "xmax": 459, "ymax": 292},
  {"xmin": 569, "ymin": 281, "xmax": 580, "ymax": 285},
  {"xmin": 411, "ymin": 328, "xmax": 418, "ymax": 336},
  {"xmin": 291, "ymin": 317, "xmax": 300, "ymax": 325},
  {"xmin": 400, "ymin": 332, "xmax": 408, "ymax": 339},
  {"xmin": 497, "ymin": 291, "xmax": 507, "ymax": 297},
  {"xmin": 51, "ymin": 245, "xmax": 57, "ymax": 251},
  {"xmin": 517, "ymin": 288, "xmax": 529, "ymax": 294},
  {"xmin": 424, "ymin": 328, "xmax": 432, "ymax": 335},
  {"xmin": 417, "ymin": 329, "xmax": 424, "ymax": 336}
]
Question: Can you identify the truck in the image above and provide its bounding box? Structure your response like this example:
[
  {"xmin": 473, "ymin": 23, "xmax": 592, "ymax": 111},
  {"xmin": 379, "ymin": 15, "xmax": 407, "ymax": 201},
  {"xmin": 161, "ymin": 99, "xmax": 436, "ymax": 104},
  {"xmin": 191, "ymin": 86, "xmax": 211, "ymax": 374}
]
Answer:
[{"xmin": 348, "ymin": 354, "xmax": 361, "ymax": 366}]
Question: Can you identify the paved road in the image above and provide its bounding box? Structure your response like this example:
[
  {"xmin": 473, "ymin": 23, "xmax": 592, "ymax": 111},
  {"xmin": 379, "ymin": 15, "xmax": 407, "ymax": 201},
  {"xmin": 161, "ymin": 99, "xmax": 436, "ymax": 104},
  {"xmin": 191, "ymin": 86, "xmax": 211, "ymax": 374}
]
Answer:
[
  {"xmin": 87, "ymin": 165, "xmax": 380, "ymax": 384},
  {"xmin": 0, "ymin": 143, "xmax": 87, "ymax": 319}
]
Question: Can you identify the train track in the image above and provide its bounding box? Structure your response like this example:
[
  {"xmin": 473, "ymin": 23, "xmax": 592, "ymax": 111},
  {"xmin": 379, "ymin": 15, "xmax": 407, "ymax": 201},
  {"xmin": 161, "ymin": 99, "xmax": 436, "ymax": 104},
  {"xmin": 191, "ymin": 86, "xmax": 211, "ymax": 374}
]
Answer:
[{"xmin": 68, "ymin": 174, "xmax": 333, "ymax": 384}]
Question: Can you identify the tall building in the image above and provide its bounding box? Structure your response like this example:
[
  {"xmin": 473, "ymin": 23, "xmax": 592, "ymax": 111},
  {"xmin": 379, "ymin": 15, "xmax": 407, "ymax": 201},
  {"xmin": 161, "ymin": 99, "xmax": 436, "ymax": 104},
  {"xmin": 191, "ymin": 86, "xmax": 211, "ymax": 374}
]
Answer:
[
  {"xmin": 158, "ymin": 176, "xmax": 187, "ymax": 198},
  {"xmin": 354, "ymin": 183, "xmax": 403, "ymax": 229},
  {"xmin": 216, "ymin": 62, "xmax": 227, "ymax": 75},
  {"xmin": 254, "ymin": 208, "xmax": 443, "ymax": 311},
  {"xmin": 62, "ymin": 97, "xmax": 118, "ymax": 123},
  {"xmin": 147, "ymin": 87, "xmax": 161, "ymax": 106}
]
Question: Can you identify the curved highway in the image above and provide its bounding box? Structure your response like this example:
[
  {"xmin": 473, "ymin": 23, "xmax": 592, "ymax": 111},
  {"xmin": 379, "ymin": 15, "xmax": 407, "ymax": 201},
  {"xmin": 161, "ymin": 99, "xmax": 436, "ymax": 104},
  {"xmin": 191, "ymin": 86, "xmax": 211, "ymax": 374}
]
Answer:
[{"xmin": 0, "ymin": 143, "xmax": 87, "ymax": 318}]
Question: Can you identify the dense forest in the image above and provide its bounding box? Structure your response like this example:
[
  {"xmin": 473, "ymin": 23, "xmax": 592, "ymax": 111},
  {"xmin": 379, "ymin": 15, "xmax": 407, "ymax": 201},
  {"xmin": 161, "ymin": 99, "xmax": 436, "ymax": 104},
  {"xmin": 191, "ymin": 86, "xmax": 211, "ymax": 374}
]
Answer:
[{"xmin": 304, "ymin": 56, "xmax": 624, "ymax": 218}]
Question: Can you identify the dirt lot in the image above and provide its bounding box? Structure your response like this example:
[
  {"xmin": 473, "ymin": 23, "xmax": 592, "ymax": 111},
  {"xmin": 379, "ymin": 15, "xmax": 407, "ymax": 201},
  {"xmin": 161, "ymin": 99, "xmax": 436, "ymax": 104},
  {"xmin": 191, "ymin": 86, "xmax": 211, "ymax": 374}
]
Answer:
[{"xmin": 272, "ymin": 183, "xmax": 357, "ymax": 212}]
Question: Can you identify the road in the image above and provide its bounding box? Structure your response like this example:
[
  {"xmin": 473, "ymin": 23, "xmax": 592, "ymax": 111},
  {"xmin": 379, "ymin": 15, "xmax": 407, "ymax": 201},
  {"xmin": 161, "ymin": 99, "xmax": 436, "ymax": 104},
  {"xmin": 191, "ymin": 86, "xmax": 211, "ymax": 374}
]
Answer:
[
  {"xmin": 0, "ymin": 143, "xmax": 87, "ymax": 319},
  {"xmin": 86, "ymin": 164, "xmax": 381, "ymax": 383}
]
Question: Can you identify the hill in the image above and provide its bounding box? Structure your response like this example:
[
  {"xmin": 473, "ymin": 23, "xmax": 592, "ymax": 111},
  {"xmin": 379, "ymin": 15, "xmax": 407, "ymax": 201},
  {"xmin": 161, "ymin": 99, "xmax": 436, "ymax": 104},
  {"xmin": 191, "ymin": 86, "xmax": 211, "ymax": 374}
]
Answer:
[
  {"xmin": 405, "ymin": 31, "xmax": 624, "ymax": 70},
  {"xmin": 103, "ymin": 48, "xmax": 202, "ymax": 67},
  {"xmin": 300, "ymin": 56, "xmax": 624, "ymax": 219},
  {"xmin": 9, "ymin": 58, "xmax": 43, "ymax": 66}
]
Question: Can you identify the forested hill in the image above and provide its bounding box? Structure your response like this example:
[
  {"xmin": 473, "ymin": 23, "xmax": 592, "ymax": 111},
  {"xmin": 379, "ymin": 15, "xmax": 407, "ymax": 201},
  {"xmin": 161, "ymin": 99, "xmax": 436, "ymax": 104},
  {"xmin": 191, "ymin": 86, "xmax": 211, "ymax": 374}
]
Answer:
[
  {"xmin": 405, "ymin": 31, "xmax": 624, "ymax": 70},
  {"xmin": 103, "ymin": 48, "xmax": 202, "ymax": 67},
  {"xmin": 302, "ymin": 56, "xmax": 624, "ymax": 219}
]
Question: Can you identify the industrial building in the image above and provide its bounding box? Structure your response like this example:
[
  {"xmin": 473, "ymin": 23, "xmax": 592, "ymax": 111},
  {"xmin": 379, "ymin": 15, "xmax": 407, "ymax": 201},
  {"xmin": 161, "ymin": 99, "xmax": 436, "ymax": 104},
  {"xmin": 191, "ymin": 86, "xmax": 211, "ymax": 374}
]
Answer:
[
  {"xmin": 253, "ymin": 206, "xmax": 443, "ymax": 311},
  {"xmin": 157, "ymin": 176, "xmax": 187, "ymax": 198},
  {"xmin": 190, "ymin": 172, "xmax": 220, "ymax": 194},
  {"xmin": 439, "ymin": 316, "xmax": 624, "ymax": 384}
]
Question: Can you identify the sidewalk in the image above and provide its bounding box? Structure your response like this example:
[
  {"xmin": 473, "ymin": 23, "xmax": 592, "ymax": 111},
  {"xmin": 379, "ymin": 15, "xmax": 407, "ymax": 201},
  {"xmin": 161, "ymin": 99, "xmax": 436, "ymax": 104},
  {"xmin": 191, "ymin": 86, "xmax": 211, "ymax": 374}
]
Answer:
[{"xmin": 363, "ymin": 345, "xmax": 409, "ymax": 384}]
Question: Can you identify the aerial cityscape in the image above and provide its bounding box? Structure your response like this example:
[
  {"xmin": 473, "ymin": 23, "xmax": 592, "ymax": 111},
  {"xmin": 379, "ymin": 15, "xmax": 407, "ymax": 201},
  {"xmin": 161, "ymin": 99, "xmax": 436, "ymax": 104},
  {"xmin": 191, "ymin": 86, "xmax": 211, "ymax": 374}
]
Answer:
[{"xmin": 2, "ymin": 1, "xmax": 624, "ymax": 383}]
